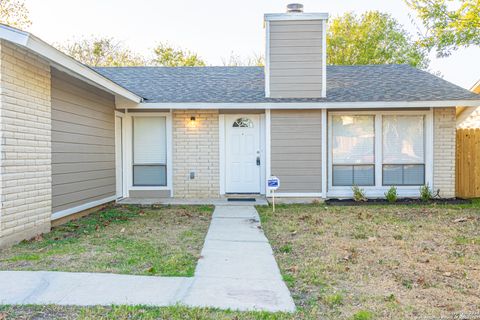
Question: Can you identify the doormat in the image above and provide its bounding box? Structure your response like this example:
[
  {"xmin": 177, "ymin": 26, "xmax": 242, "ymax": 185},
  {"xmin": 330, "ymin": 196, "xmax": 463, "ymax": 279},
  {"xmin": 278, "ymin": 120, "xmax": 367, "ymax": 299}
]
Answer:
[{"xmin": 227, "ymin": 198, "xmax": 256, "ymax": 202}]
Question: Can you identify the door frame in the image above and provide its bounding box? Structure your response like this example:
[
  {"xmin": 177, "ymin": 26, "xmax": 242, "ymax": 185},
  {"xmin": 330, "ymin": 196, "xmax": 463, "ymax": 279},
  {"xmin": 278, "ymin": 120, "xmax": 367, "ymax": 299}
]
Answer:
[
  {"xmin": 114, "ymin": 111, "xmax": 127, "ymax": 199},
  {"xmin": 219, "ymin": 113, "xmax": 266, "ymax": 195}
]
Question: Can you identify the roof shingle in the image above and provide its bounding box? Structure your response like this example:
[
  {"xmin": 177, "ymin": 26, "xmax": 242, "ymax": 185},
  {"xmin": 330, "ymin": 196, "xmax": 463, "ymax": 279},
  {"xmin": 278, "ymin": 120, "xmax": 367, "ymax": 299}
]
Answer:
[{"xmin": 94, "ymin": 65, "xmax": 480, "ymax": 103}]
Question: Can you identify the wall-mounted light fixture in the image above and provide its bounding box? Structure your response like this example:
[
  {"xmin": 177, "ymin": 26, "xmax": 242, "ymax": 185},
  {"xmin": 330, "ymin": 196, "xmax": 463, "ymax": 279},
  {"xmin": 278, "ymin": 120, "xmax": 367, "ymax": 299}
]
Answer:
[{"xmin": 189, "ymin": 116, "xmax": 196, "ymax": 128}]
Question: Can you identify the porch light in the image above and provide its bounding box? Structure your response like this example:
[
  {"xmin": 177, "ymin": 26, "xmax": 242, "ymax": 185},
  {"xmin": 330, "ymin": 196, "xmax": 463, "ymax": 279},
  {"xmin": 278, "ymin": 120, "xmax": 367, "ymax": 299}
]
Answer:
[{"xmin": 189, "ymin": 116, "xmax": 196, "ymax": 128}]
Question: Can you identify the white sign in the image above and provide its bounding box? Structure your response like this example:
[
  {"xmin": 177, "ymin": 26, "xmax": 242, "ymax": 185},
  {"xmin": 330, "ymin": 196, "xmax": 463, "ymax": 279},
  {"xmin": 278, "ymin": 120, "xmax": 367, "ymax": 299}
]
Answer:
[{"xmin": 267, "ymin": 176, "xmax": 280, "ymax": 191}]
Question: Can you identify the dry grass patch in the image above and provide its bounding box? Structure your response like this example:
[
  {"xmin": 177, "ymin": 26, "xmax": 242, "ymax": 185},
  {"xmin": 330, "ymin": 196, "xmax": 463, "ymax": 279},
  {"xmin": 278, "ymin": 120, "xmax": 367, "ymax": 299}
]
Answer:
[
  {"xmin": 257, "ymin": 202, "xmax": 480, "ymax": 319},
  {"xmin": 0, "ymin": 205, "xmax": 213, "ymax": 276}
]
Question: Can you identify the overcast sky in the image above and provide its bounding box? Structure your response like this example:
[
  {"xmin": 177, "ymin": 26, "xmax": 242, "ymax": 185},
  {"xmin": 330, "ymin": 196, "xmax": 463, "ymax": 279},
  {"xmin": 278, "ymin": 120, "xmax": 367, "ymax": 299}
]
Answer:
[{"xmin": 24, "ymin": 0, "xmax": 480, "ymax": 89}]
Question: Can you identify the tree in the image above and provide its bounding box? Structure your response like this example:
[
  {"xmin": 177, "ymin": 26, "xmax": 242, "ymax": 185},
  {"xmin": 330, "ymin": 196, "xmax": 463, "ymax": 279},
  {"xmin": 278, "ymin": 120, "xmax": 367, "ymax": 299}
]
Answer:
[
  {"xmin": 327, "ymin": 11, "xmax": 429, "ymax": 68},
  {"xmin": 152, "ymin": 43, "xmax": 205, "ymax": 67},
  {"xmin": 0, "ymin": 0, "xmax": 31, "ymax": 29},
  {"xmin": 405, "ymin": 0, "xmax": 480, "ymax": 57},
  {"xmin": 57, "ymin": 37, "xmax": 145, "ymax": 67},
  {"xmin": 221, "ymin": 52, "xmax": 264, "ymax": 66}
]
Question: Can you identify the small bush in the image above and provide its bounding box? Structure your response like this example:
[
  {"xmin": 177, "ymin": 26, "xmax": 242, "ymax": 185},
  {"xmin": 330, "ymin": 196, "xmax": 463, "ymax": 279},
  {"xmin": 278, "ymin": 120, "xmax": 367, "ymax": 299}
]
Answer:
[
  {"xmin": 352, "ymin": 185, "xmax": 367, "ymax": 202},
  {"xmin": 384, "ymin": 186, "xmax": 398, "ymax": 203},
  {"xmin": 419, "ymin": 184, "xmax": 433, "ymax": 202}
]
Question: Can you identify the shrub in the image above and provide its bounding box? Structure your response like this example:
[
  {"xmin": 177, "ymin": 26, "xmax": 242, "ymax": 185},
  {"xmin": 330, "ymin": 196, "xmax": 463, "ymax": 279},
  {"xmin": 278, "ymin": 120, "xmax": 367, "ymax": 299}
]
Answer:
[
  {"xmin": 419, "ymin": 184, "xmax": 433, "ymax": 202},
  {"xmin": 384, "ymin": 186, "xmax": 398, "ymax": 203},
  {"xmin": 352, "ymin": 185, "xmax": 367, "ymax": 202}
]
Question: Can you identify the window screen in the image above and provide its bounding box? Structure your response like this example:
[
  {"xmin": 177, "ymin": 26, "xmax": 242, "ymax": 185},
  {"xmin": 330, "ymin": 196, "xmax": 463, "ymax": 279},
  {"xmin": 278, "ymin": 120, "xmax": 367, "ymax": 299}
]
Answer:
[
  {"xmin": 133, "ymin": 117, "xmax": 167, "ymax": 186},
  {"xmin": 332, "ymin": 116, "xmax": 375, "ymax": 186}
]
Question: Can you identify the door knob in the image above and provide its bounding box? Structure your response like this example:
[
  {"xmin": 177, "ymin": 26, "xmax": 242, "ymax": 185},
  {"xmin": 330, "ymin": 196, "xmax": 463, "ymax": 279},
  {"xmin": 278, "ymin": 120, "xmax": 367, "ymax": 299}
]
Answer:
[{"xmin": 256, "ymin": 157, "xmax": 261, "ymax": 166}]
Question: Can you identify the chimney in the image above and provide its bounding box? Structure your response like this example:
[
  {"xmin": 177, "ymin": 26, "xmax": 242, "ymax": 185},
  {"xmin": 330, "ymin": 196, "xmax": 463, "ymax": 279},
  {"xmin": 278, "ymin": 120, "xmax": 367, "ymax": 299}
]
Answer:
[{"xmin": 264, "ymin": 4, "xmax": 328, "ymax": 98}]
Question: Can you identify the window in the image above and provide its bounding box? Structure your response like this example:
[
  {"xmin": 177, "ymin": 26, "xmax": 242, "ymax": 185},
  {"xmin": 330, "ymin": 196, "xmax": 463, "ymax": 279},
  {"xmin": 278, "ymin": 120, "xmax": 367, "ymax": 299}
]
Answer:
[
  {"xmin": 133, "ymin": 117, "xmax": 167, "ymax": 186},
  {"xmin": 233, "ymin": 118, "xmax": 253, "ymax": 128},
  {"xmin": 331, "ymin": 115, "xmax": 375, "ymax": 186},
  {"xmin": 382, "ymin": 116, "xmax": 425, "ymax": 186}
]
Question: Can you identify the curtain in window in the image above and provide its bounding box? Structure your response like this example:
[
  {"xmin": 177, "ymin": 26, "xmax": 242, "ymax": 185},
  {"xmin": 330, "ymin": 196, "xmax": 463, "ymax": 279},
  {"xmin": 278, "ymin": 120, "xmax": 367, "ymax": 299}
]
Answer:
[
  {"xmin": 332, "ymin": 115, "xmax": 375, "ymax": 186},
  {"xmin": 382, "ymin": 116, "xmax": 425, "ymax": 186}
]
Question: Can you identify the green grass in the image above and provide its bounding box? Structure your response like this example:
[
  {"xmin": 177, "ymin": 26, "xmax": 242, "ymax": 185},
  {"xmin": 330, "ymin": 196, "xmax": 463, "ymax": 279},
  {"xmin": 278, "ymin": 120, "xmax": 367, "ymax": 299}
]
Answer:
[
  {"xmin": 0, "ymin": 205, "xmax": 213, "ymax": 277},
  {"xmin": 0, "ymin": 305, "xmax": 292, "ymax": 320},
  {"xmin": 2, "ymin": 202, "xmax": 480, "ymax": 319}
]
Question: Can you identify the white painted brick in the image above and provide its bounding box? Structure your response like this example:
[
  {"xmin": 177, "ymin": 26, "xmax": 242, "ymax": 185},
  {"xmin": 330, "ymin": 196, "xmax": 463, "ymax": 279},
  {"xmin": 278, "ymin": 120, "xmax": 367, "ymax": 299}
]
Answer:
[
  {"xmin": 0, "ymin": 40, "xmax": 52, "ymax": 248},
  {"xmin": 172, "ymin": 110, "xmax": 220, "ymax": 198},
  {"xmin": 433, "ymin": 107, "xmax": 456, "ymax": 198}
]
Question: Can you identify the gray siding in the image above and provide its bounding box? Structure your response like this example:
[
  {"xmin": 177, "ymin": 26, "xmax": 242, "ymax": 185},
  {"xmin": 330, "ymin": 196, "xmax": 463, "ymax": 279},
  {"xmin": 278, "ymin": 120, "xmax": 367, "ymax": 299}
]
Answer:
[
  {"xmin": 51, "ymin": 69, "xmax": 116, "ymax": 213},
  {"xmin": 271, "ymin": 110, "xmax": 322, "ymax": 193},
  {"xmin": 268, "ymin": 20, "xmax": 324, "ymax": 98}
]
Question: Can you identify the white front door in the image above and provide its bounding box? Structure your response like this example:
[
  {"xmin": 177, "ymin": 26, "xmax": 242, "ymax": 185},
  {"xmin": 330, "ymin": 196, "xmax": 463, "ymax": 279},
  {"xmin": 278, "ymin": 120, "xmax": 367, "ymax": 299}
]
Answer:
[
  {"xmin": 115, "ymin": 116, "xmax": 123, "ymax": 198},
  {"xmin": 225, "ymin": 115, "xmax": 261, "ymax": 193}
]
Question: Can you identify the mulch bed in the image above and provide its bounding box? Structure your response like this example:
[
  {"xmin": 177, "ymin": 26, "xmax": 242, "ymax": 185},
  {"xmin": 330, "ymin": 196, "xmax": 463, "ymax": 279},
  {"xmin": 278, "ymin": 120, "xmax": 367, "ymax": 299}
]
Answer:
[{"xmin": 325, "ymin": 198, "xmax": 471, "ymax": 206}]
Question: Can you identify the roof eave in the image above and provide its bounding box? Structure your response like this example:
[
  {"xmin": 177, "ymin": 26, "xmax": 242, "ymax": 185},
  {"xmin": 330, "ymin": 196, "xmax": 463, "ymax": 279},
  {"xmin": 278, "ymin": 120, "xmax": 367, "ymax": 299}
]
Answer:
[
  {"xmin": 133, "ymin": 99, "xmax": 480, "ymax": 110},
  {"xmin": 0, "ymin": 24, "xmax": 142, "ymax": 103}
]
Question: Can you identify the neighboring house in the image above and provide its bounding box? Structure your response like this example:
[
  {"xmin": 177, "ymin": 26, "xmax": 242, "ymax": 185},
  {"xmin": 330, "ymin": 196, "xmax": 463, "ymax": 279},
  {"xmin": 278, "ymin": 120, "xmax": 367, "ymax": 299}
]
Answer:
[
  {"xmin": 457, "ymin": 80, "xmax": 480, "ymax": 128},
  {"xmin": 1, "ymin": 5, "xmax": 480, "ymax": 247}
]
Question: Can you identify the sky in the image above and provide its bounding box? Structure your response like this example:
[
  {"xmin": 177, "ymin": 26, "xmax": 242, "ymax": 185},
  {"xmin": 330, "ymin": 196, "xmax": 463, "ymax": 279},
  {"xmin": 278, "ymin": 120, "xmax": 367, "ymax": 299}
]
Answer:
[{"xmin": 24, "ymin": 0, "xmax": 480, "ymax": 89}]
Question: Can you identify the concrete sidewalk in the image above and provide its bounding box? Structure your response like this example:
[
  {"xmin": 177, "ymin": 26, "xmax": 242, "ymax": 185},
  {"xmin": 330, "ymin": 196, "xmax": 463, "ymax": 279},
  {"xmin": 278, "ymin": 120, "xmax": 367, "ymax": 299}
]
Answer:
[
  {"xmin": 0, "ymin": 205, "xmax": 295, "ymax": 312},
  {"xmin": 0, "ymin": 271, "xmax": 192, "ymax": 306}
]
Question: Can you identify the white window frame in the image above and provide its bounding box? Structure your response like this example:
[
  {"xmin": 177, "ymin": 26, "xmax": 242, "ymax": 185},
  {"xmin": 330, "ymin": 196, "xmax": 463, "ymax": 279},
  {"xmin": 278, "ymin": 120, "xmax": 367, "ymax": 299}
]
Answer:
[
  {"xmin": 327, "ymin": 109, "xmax": 433, "ymax": 198},
  {"xmin": 125, "ymin": 111, "xmax": 173, "ymax": 196}
]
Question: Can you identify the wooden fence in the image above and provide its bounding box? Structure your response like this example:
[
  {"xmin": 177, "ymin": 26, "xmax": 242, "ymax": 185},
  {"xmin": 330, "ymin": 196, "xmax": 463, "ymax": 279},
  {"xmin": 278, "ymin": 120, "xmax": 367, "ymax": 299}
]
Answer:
[{"xmin": 456, "ymin": 128, "xmax": 480, "ymax": 198}]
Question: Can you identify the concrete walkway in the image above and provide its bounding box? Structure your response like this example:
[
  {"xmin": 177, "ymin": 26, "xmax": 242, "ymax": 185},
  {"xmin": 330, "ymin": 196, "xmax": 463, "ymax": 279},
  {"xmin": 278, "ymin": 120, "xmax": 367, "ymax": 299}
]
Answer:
[
  {"xmin": 183, "ymin": 206, "xmax": 295, "ymax": 311},
  {"xmin": 0, "ymin": 205, "xmax": 295, "ymax": 312}
]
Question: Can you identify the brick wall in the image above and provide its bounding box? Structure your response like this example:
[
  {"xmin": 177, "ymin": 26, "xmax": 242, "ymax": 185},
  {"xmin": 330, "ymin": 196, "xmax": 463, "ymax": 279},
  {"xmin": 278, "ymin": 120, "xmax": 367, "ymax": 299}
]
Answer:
[
  {"xmin": 0, "ymin": 40, "xmax": 52, "ymax": 248},
  {"xmin": 172, "ymin": 110, "xmax": 219, "ymax": 198},
  {"xmin": 433, "ymin": 107, "xmax": 456, "ymax": 198}
]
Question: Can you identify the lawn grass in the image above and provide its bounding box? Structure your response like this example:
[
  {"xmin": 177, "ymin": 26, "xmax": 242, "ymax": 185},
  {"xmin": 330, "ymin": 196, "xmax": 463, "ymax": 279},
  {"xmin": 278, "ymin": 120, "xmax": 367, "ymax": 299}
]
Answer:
[
  {"xmin": 256, "ymin": 200, "xmax": 480, "ymax": 319},
  {"xmin": 1, "ymin": 202, "xmax": 479, "ymax": 319},
  {"xmin": 0, "ymin": 304, "xmax": 289, "ymax": 320},
  {"xmin": 0, "ymin": 204, "xmax": 213, "ymax": 277}
]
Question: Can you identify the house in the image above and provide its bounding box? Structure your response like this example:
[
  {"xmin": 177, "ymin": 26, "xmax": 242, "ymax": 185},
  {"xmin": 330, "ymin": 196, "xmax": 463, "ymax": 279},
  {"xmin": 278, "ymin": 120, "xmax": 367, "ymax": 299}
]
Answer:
[
  {"xmin": 457, "ymin": 80, "xmax": 480, "ymax": 128},
  {"xmin": 1, "ymin": 4, "xmax": 480, "ymax": 248}
]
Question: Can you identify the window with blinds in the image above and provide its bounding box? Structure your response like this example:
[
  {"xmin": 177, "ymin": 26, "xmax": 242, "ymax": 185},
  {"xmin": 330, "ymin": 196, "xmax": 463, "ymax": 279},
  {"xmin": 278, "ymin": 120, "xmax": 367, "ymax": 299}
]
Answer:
[
  {"xmin": 332, "ymin": 115, "xmax": 375, "ymax": 186},
  {"xmin": 133, "ymin": 117, "xmax": 167, "ymax": 186},
  {"xmin": 382, "ymin": 115, "xmax": 425, "ymax": 186}
]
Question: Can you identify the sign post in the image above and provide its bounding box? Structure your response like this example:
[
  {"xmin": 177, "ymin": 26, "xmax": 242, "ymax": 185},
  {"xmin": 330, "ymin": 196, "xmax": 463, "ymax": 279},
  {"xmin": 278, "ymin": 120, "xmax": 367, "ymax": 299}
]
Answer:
[{"xmin": 267, "ymin": 176, "xmax": 280, "ymax": 212}]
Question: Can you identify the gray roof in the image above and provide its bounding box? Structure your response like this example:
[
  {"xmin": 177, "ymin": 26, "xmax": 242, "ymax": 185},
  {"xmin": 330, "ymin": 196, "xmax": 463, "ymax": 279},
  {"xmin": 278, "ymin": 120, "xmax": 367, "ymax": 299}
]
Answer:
[{"xmin": 94, "ymin": 64, "xmax": 480, "ymax": 103}]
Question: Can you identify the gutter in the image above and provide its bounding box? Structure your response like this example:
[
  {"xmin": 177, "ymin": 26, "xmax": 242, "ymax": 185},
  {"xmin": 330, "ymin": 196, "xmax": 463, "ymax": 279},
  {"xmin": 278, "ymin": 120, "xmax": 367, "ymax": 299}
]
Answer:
[{"xmin": 135, "ymin": 99, "xmax": 480, "ymax": 110}]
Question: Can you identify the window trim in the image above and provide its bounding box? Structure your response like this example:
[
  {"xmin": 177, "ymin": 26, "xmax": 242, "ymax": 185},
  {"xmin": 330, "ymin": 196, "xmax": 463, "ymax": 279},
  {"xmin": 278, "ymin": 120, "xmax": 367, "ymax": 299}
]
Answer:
[
  {"xmin": 327, "ymin": 109, "xmax": 433, "ymax": 197},
  {"xmin": 125, "ymin": 112, "xmax": 173, "ymax": 194}
]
